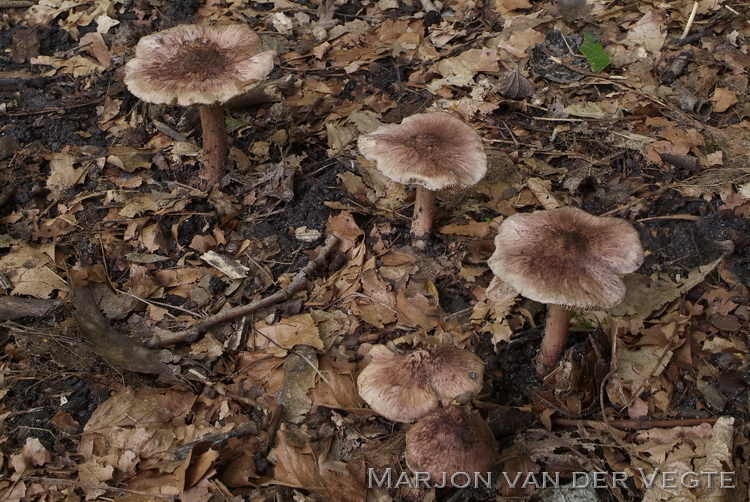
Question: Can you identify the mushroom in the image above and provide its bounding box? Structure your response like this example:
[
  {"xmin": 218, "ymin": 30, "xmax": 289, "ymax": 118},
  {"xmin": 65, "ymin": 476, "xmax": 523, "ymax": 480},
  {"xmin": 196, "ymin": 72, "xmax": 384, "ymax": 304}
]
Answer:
[
  {"xmin": 357, "ymin": 112, "xmax": 487, "ymax": 249},
  {"xmin": 405, "ymin": 405, "xmax": 497, "ymax": 485},
  {"xmin": 357, "ymin": 344, "xmax": 484, "ymax": 423},
  {"xmin": 124, "ymin": 24, "xmax": 275, "ymax": 190},
  {"xmin": 488, "ymin": 207, "xmax": 644, "ymax": 377}
]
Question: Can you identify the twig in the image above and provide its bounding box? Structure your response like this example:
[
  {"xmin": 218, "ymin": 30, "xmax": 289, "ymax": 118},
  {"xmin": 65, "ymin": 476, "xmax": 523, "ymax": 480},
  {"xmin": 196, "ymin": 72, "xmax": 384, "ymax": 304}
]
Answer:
[
  {"xmin": 680, "ymin": 1, "xmax": 699, "ymax": 40},
  {"xmin": 3, "ymin": 97, "xmax": 106, "ymax": 117},
  {"xmin": 148, "ymin": 235, "xmax": 339, "ymax": 347},
  {"xmin": 553, "ymin": 417, "xmax": 718, "ymax": 430},
  {"xmin": 0, "ymin": 1, "xmax": 35, "ymax": 7},
  {"xmin": 24, "ymin": 477, "xmax": 176, "ymax": 499}
]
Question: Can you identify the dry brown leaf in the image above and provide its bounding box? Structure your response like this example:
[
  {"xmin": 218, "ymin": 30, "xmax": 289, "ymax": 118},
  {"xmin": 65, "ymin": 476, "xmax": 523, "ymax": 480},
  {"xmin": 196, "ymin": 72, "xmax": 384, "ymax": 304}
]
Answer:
[
  {"xmin": 154, "ymin": 268, "xmax": 205, "ymax": 288},
  {"xmin": 45, "ymin": 151, "xmax": 88, "ymax": 199},
  {"xmin": 438, "ymin": 219, "xmax": 496, "ymax": 238},
  {"xmin": 607, "ymin": 320, "xmax": 686, "ymax": 409},
  {"xmin": 710, "ymin": 87, "xmax": 739, "ymax": 113},
  {"xmin": 31, "ymin": 54, "xmax": 104, "ymax": 77},
  {"xmin": 325, "ymin": 211, "xmax": 364, "ymax": 253},
  {"xmin": 278, "ymin": 345, "xmax": 319, "ymax": 423},
  {"xmin": 254, "ymin": 313, "xmax": 325, "ymax": 355},
  {"xmin": 624, "ymin": 9, "xmax": 667, "ymax": 54},
  {"xmin": 0, "ymin": 241, "xmax": 67, "ymax": 299},
  {"xmin": 395, "ymin": 289, "xmax": 439, "ymax": 329},
  {"xmin": 350, "ymin": 261, "xmax": 397, "ymax": 328},
  {"xmin": 308, "ymin": 351, "xmax": 362, "ymax": 410},
  {"xmin": 79, "ymin": 31, "xmax": 111, "ymax": 66},
  {"xmin": 599, "ymin": 253, "xmax": 727, "ymax": 334},
  {"xmin": 266, "ymin": 426, "xmax": 321, "ymax": 489},
  {"xmin": 631, "ymin": 417, "xmax": 735, "ymax": 501},
  {"xmin": 493, "ymin": 0, "xmax": 533, "ymax": 15},
  {"xmin": 78, "ymin": 386, "xmax": 233, "ymax": 498},
  {"xmin": 9, "ymin": 438, "xmax": 51, "ymax": 481}
]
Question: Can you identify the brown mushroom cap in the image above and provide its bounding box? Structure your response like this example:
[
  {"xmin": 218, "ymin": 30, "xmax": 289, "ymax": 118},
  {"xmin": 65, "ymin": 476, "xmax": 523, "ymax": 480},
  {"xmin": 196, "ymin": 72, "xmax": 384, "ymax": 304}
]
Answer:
[
  {"xmin": 488, "ymin": 207, "xmax": 644, "ymax": 309},
  {"xmin": 405, "ymin": 406, "xmax": 497, "ymax": 484},
  {"xmin": 357, "ymin": 345, "xmax": 484, "ymax": 423},
  {"xmin": 357, "ymin": 112, "xmax": 487, "ymax": 191},
  {"xmin": 124, "ymin": 24, "xmax": 275, "ymax": 107}
]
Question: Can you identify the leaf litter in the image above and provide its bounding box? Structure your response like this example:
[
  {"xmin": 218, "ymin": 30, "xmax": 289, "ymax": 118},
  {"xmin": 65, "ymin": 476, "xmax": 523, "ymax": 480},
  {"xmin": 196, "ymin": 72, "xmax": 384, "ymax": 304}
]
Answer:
[{"xmin": 1, "ymin": 0, "xmax": 750, "ymax": 500}]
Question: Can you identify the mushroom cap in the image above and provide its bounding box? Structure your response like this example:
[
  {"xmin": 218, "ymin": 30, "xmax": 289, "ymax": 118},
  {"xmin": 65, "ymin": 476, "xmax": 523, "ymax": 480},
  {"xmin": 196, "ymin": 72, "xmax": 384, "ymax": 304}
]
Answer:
[
  {"xmin": 357, "ymin": 345, "xmax": 484, "ymax": 423},
  {"xmin": 357, "ymin": 112, "xmax": 487, "ymax": 191},
  {"xmin": 124, "ymin": 24, "xmax": 275, "ymax": 107},
  {"xmin": 405, "ymin": 406, "xmax": 497, "ymax": 484},
  {"xmin": 488, "ymin": 207, "xmax": 644, "ymax": 310},
  {"xmin": 429, "ymin": 346, "xmax": 485, "ymax": 406}
]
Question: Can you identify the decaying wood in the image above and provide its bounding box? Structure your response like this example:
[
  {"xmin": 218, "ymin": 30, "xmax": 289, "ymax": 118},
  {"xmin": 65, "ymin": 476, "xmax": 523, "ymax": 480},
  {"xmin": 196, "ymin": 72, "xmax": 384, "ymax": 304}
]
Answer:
[
  {"xmin": 0, "ymin": 296, "xmax": 64, "ymax": 321},
  {"xmin": 71, "ymin": 285, "xmax": 178, "ymax": 381}
]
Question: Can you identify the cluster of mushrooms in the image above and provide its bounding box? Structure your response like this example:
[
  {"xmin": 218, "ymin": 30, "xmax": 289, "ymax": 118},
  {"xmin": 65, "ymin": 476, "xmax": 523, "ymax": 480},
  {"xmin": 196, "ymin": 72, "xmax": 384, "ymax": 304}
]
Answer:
[
  {"xmin": 122, "ymin": 22, "xmax": 645, "ymax": 489},
  {"xmin": 358, "ymin": 344, "xmax": 497, "ymax": 483},
  {"xmin": 356, "ymin": 112, "xmax": 644, "ymax": 482}
]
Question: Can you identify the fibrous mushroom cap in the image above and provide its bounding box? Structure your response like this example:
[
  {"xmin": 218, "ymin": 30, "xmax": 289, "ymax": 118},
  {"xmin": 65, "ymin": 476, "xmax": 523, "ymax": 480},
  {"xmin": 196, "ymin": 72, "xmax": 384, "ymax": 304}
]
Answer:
[
  {"xmin": 488, "ymin": 207, "xmax": 644, "ymax": 309},
  {"xmin": 357, "ymin": 345, "xmax": 484, "ymax": 423},
  {"xmin": 124, "ymin": 24, "xmax": 275, "ymax": 107},
  {"xmin": 357, "ymin": 112, "xmax": 487, "ymax": 191},
  {"xmin": 405, "ymin": 406, "xmax": 497, "ymax": 484}
]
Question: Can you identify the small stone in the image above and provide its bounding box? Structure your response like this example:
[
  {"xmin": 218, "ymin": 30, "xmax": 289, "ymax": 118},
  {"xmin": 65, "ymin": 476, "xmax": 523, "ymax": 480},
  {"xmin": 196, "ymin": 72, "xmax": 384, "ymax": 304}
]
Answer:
[{"xmin": 294, "ymin": 226, "xmax": 322, "ymax": 243}]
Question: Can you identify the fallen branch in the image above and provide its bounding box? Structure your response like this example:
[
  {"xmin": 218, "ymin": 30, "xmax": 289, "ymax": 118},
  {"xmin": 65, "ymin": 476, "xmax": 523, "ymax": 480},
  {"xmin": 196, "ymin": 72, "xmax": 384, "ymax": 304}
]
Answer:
[
  {"xmin": 148, "ymin": 235, "xmax": 339, "ymax": 347},
  {"xmin": 554, "ymin": 416, "xmax": 718, "ymax": 431},
  {"xmin": 0, "ymin": 296, "xmax": 64, "ymax": 321},
  {"xmin": 0, "ymin": 1, "xmax": 35, "ymax": 7}
]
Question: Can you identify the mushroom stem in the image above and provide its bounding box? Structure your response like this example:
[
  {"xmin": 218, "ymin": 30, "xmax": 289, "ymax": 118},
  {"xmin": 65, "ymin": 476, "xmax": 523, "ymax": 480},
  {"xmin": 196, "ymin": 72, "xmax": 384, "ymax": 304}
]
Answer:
[
  {"xmin": 198, "ymin": 104, "xmax": 229, "ymax": 190},
  {"xmin": 412, "ymin": 185, "xmax": 437, "ymax": 249},
  {"xmin": 536, "ymin": 304, "xmax": 572, "ymax": 377}
]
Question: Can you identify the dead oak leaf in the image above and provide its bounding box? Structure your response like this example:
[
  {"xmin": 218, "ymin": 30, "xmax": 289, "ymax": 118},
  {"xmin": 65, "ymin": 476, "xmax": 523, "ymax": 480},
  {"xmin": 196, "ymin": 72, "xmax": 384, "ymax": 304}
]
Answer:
[
  {"xmin": 438, "ymin": 219, "xmax": 497, "ymax": 238},
  {"xmin": 10, "ymin": 438, "xmax": 52, "ymax": 481},
  {"xmin": 351, "ymin": 264, "xmax": 397, "ymax": 329},
  {"xmin": 31, "ymin": 54, "xmax": 104, "ymax": 77}
]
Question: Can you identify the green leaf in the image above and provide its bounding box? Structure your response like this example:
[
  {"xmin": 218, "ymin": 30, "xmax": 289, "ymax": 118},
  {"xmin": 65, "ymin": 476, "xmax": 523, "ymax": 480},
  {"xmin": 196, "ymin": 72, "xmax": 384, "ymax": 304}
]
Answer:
[
  {"xmin": 225, "ymin": 116, "xmax": 246, "ymax": 134},
  {"xmin": 579, "ymin": 32, "xmax": 610, "ymax": 73}
]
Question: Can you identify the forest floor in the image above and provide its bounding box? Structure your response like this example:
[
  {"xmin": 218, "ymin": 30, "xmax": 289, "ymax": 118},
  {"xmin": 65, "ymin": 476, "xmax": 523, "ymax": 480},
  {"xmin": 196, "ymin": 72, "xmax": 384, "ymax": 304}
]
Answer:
[{"xmin": 1, "ymin": 0, "xmax": 750, "ymax": 500}]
